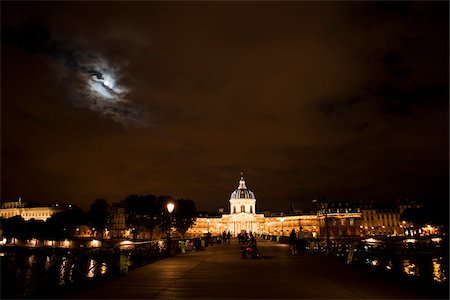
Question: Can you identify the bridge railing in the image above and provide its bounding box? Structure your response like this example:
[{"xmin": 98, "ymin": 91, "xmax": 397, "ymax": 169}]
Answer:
[{"xmin": 259, "ymin": 233, "xmax": 448, "ymax": 288}]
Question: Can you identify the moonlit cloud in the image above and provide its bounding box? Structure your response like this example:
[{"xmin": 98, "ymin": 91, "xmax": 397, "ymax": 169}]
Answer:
[{"xmin": 3, "ymin": 21, "xmax": 147, "ymax": 126}]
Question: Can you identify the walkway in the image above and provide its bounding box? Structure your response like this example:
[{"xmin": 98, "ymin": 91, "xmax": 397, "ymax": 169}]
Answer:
[{"xmin": 65, "ymin": 239, "xmax": 441, "ymax": 299}]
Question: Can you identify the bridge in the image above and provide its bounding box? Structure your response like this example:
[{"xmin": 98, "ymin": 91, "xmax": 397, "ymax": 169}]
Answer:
[{"xmin": 63, "ymin": 238, "xmax": 440, "ymax": 299}]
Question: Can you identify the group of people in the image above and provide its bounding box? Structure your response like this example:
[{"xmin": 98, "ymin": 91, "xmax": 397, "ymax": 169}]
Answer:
[
  {"xmin": 239, "ymin": 231, "xmax": 258, "ymax": 259},
  {"xmin": 289, "ymin": 227, "xmax": 306, "ymax": 255},
  {"xmin": 221, "ymin": 231, "xmax": 232, "ymax": 244},
  {"xmin": 237, "ymin": 231, "xmax": 251, "ymax": 244}
]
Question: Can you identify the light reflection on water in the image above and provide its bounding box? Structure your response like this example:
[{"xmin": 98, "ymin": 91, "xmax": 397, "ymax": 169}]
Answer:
[
  {"xmin": 69, "ymin": 263, "xmax": 75, "ymax": 283},
  {"xmin": 1, "ymin": 251, "xmax": 111, "ymax": 297},
  {"xmin": 28, "ymin": 254, "xmax": 36, "ymax": 267},
  {"xmin": 45, "ymin": 256, "xmax": 51, "ymax": 271},
  {"xmin": 87, "ymin": 258, "xmax": 96, "ymax": 278},
  {"xmin": 403, "ymin": 259, "xmax": 418, "ymax": 276},
  {"xmin": 100, "ymin": 262, "xmax": 107, "ymax": 275},
  {"xmin": 59, "ymin": 256, "xmax": 67, "ymax": 285},
  {"xmin": 433, "ymin": 257, "xmax": 447, "ymax": 283}
]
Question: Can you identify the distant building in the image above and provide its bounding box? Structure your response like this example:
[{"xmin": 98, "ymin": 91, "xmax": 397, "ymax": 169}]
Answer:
[
  {"xmin": 0, "ymin": 199, "xmax": 65, "ymax": 221},
  {"xmin": 397, "ymin": 198, "xmax": 423, "ymax": 213},
  {"xmin": 361, "ymin": 203, "xmax": 401, "ymax": 236},
  {"xmin": 108, "ymin": 203, "xmax": 165, "ymax": 240},
  {"xmin": 109, "ymin": 205, "xmax": 129, "ymax": 238},
  {"xmin": 187, "ymin": 176, "xmax": 360, "ymax": 238},
  {"xmin": 317, "ymin": 200, "xmax": 362, "ymax": 237},
  {"xmin": 107, "ymin": 177, "xmax": 419, "ymax": 239}
]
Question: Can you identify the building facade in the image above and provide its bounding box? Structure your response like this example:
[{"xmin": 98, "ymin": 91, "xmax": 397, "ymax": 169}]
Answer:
[
  {"xmin": 0, "ymin": 200, "xmax": 64, "ymax": 221},
  {"xmin": 317, "ymin": 201, "xmax": 362, "ymax": 237},
  {"xmin": 109, "ymin": 206, "xmax": 129, "ymax": 238},
  {"xmin": 187, "ymin": 176, "xmax": 364, "ymax": 238},
  {"xmin": 361, "ymin": 204, "xmax": 401, "ymax": 236}
]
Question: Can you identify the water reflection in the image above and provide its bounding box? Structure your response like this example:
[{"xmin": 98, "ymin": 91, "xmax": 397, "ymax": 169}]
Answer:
[
  {"xmin": 44, "ymin": 256, "xmax": 51, "ymax": 271},
  {"xmin": 69, "ymin": 263, "xmax": 75, "ymax": 283},
  {"xmin": 403, "ymin": 259, "xmax": 419, "ymax": 276},
  {"xmin": 433, "ymin": 257, "xmax": 446, "ymax": 283},
  {"xmin": 59, "ymin": 256, "xmax": 67, "ymax": 285},
  {"xmin": 1, "ymin": 251, "xmax": 114, "ymax": 297},
  {"xmin": 100, "ymin": 262, "xmax": 107, "ymax": 275},
  {"xmin": 87, "ymin": 258, "xmax": 96, "ymax": 278}
]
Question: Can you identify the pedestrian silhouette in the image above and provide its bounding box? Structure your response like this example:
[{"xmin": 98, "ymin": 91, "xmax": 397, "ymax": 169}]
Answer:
[{"xmin": 289, "ymin": 229, "xmax": 298, "ymax": 255}]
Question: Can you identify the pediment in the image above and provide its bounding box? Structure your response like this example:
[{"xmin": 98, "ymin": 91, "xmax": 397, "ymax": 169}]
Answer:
[{"xmin": 229, "ymin": 213, "xmax": 257, "ymax": 221}]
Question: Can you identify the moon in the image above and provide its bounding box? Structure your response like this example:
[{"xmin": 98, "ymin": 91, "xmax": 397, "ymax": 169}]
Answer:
[{"xmin": 88, "ymin": 71, "xmax": 123, "ymax": 100}]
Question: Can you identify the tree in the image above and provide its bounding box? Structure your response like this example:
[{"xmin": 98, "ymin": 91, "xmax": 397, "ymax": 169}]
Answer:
[
  {"xmin": 173, "ymin": 199, "xmax": 197, "ymax": 238},
  {"xmin": 46, "ymin": 206, "xmax": 87, "ymax": 240},
  {"xmin": 1, "ymin": 215, "xmax": 26, "ymax": 241},
  {"xmin": 25, "ymin": 219, "xmax": 47, "ymax": 240},
  {"xmin": 88, "ymin": 198, "xmax": 109, "ymax": 239},
  {"xmin": 120, "ymin": 194, "xmax": 198, "ymax": 240},
  {"xmin": 401, "ymin": 205, "xmax": 448, "ymax": 227},
  {"xmin": 121, "ymin": 194, "xmax": 163, "ymax": 240}
]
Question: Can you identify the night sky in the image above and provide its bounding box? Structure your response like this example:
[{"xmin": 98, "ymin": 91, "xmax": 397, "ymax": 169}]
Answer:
[{"xmin": 2, "ymin": 2, "xmax": 448, "ymax": 213}]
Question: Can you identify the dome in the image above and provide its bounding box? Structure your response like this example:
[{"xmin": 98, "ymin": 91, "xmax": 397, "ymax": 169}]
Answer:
[{"xmin": 230, "ymin": 177, "xmax": 256, "ymax": 199}]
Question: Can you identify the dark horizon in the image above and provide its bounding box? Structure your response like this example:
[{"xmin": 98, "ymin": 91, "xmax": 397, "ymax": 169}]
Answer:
[{"xmin": 2, "ymin": 2, "xmax": 448, "ymax": 213}]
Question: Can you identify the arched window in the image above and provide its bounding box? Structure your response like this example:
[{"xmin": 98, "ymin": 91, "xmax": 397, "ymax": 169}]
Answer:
[
  {"xmin": 250, "ymin": 206, "xmax": 253, "ymax": 213},
  {"xmin": 233, "ymin": 206, "xmax": 236, "ymax": 213},
  {"xmin": 241, "ymin": 205, "xmax": 245, "ymax": 212}
]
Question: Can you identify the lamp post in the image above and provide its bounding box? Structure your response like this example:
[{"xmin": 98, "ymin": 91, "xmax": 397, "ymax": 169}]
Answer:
[
  {"xmin": 166, "ymin": 202, "xmax": 175, "ymax": 256},
  {"xmin": 324, "ymin": 208, "xmax": 330, "ymax": 254},
  {"xmin": 280, "ymin": 217, "xmax": 285, "ymax": 236}
]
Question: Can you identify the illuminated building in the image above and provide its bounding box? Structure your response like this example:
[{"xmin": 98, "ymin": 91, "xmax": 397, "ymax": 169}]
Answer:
[
  {"xmin": 0, "ymin": 199, "xmax": 65, "ymax": 221},
  {"xmin": 361, "ymin": 204, "xmax": 401, "ymax": 236},
  {"xmin": 220, "ymin": 177, "xmax": 266, "ymax": 234},
  {"xmin": 360, "ymin": 200, "xmax": 428, "ymax": 237},
  {"xmin": 109, "ymin": 206, "xmax": 128, "ymax": 238},
  {"xmin": 187, "ymin": 176, "xmax": 361, "ymax": 237},
  {"xmin": 317, "ymin": 201, "xmax": 362, "ymax": 237}
]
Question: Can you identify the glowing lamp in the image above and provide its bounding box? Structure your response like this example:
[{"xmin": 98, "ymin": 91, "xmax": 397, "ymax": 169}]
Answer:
[{"xmin": 167, "ymin": 203, "xmax": 175, "ymax": 214}]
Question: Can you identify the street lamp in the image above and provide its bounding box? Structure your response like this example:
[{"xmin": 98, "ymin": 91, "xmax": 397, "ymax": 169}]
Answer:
[
  {"xmin": 280, "ymin": 217, "xmax": 285, "ymax": 236},
  {"xmin": 166, "ymin": 202, "xmax": 175, "ymax": 256}
]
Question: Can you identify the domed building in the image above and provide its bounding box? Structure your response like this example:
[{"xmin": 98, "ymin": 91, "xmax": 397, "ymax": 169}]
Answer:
[
  {"xmin": 220, "ymin": 176, "xmax": 266, "ymax": 234},
  {"xmin": 186, "ymin": 175, "xmax": 362, "ymax": 238},
  {"xmin": 229, "ymin": 176, "xmax": 256, "ymax": 214}
]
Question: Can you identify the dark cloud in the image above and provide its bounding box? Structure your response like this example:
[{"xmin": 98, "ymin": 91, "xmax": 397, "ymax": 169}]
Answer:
[
  {"xmin": 1, "ymin": 2, "xmax": 448, "ymax": 212},
  {"xmin": 379, "ymin": 83, "xmax": 448, "ymax": 115},
  {"xmin": 3, "ymin": 20, "xmax": 147, "ymax": 126}
]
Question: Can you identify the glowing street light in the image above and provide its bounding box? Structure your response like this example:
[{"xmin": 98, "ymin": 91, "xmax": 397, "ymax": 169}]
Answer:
[
  {"xmin": 166, "ymin": 202, "xmax": 175, "ymax": 256},
  {"xmin": 167, "ymin": 202, "xmax": 175, "ymax": 214}
]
